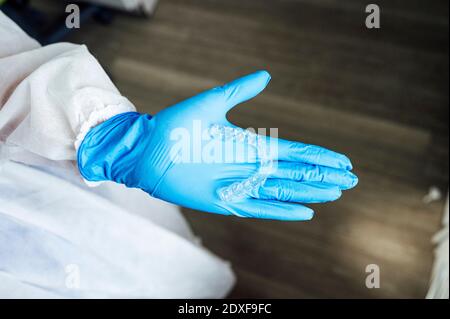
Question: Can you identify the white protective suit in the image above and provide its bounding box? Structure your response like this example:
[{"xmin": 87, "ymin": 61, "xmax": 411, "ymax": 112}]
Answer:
[{"xmin": 0, "ymin": 11, "xmax": 235, "ymax": 298}]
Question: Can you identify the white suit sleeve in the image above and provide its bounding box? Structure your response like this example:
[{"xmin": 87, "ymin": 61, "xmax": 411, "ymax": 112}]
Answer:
[{"xmin": 0, "ymin": 11, "xmax": 136, "ymax": 165}]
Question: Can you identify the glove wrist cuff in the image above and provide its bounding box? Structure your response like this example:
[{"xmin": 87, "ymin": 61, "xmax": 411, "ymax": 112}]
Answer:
[{"xmin": 77, "ymin": 112, "xmax": 153, "ymax": 184}]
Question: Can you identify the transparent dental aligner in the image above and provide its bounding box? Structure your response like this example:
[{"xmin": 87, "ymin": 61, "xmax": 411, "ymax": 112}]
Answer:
[
  {"xmin": 209, "ymin": 124, "xmax": 258, "ymax": 146},
  {"xmin": 209, "ymin": 124, "xmax": 274, "ymax": 202},
  {"xmin": 217, "ymin": 169, "xmax": 272, "ymax": 202}
]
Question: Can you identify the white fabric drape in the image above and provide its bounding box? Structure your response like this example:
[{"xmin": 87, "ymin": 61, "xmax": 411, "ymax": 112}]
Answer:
[
  {"xmin": 427, "ymin": 195, "xmax": 449, "ymax": 299},
  {"xmin": 0, "ymin": 10, "xmax": 235, "ymax": 298}
]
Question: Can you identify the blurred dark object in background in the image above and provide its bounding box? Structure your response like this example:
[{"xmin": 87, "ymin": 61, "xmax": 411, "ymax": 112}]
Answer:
[{"xmin": 0, "ymin": 0, "xmax": 158, "ymax": 44}]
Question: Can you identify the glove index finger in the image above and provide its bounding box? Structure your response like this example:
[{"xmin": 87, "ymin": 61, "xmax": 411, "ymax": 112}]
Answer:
[{"xmin": 276, "ymin": 139, "xmax": 353, "ymax": 170}]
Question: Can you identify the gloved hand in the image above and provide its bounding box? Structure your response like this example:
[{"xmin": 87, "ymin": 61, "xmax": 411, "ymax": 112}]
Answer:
[{"xmin": 78, "ymin": 71, "xmax": 358, "ymax": 221}]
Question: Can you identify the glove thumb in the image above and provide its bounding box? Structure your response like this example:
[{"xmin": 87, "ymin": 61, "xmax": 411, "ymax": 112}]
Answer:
[{"xmin": 219, "ymin": 70, "xmax": 271, "ymax": 114}]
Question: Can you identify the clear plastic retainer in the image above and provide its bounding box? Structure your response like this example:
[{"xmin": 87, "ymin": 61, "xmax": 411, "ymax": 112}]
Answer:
[{"xmin": 208, "ymin": 124, "xmax": 274, "ymax": 202}]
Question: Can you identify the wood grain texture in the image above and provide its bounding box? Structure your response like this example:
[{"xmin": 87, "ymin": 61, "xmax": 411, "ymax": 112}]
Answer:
[{"xmin": 61, "ymin": 0, "xmax": 448, "ymax": 298}]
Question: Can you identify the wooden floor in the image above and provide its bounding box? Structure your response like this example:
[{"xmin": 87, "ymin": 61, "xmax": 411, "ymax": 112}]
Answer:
[{"xmin": 61, "ymin": 0, "xmax": 448, "ymax": 297}]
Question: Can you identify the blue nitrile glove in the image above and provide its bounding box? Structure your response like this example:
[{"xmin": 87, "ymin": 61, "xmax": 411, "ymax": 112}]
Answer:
[{"xmin": 78, "ymin": 71, "xmax": 358, "ymax": 221}]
